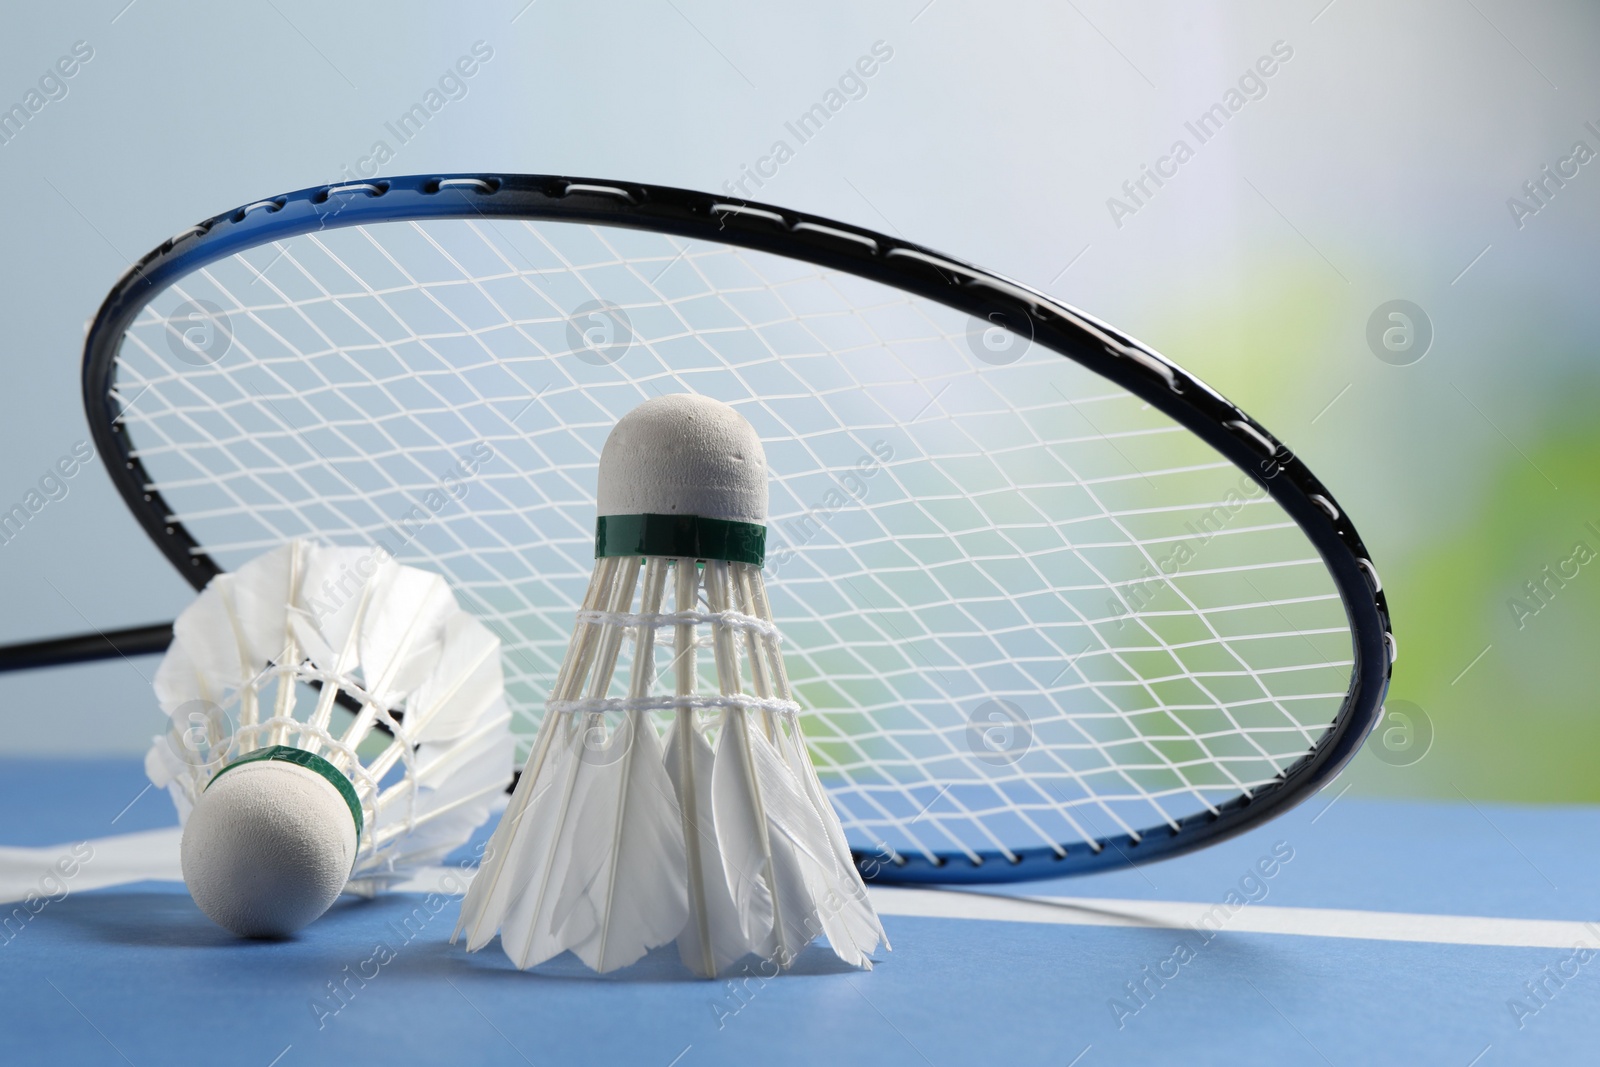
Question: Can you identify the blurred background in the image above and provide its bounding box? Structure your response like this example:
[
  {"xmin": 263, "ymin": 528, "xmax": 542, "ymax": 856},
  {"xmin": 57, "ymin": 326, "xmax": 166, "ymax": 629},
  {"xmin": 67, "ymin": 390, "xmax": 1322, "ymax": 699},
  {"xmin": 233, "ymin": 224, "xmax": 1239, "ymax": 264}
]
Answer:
[{"xmin": 1, "ymin": 0, "xmax": 1595, "ymax": 804}]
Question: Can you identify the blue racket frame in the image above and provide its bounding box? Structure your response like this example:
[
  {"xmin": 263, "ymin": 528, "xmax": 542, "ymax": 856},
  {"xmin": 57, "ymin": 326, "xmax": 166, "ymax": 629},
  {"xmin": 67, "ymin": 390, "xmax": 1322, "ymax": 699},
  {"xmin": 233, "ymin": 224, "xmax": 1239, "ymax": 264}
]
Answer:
[{"xmin": 80, "ymin": 173, "xmax": 1394, "ymax": 884}]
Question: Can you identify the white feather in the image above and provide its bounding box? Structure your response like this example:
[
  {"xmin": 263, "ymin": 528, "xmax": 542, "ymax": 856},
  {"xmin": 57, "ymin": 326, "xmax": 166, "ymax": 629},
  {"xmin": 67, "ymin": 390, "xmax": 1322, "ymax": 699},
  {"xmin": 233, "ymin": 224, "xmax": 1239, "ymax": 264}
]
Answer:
[
  {"xmin": 497, "ymin": 719, "xmax": 592, "ymax": 968},
  {"xmin": 361, "ymin": 565, "xmax": 454, "ymax": 704},
  {"xmin": 665, "ymin": 716, "xmax": 753, "ymax": 977},
  {"xmin": 354, "ymin": 709, "xmax": 513, "ymax": 893},
  {"xmin": 408, "ymin": 613, "xmax": 504, "ymax": 743},
  {"xmin": 287, "ymin": 546, "xmax": 388, "ymax": 673},
  {"xmin": 227, "ymin": 541, "xmax": 296, "ymax": 666},
  {"xmin": 777, "ymin": 724, "xmax": 886, "ymax": 967},
  {"xmin": 551, "ymin": 716, "xmax": 689, "ymax": 972},
  {"xmin": 464, "ymin": 714, "xmax": 693, "ymax": 972},
  {"xmin": 453, "ymin": 714, "xmax": 568, "ymax": 953},
  {"xmin": 153, "ymin": 580, "xmax": 241, "ymax": 712},
  {"xmin": 713, "ymin": 710, "xmax": 837, "ymax": 967}
]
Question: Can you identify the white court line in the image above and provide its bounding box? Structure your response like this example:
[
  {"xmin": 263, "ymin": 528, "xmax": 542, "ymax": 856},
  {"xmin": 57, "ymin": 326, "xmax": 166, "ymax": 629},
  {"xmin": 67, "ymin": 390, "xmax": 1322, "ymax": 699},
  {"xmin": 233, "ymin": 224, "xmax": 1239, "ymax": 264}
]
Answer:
[
  {"xmin": 3, "ymin": 836, "xmax": 1592, "ymax": 951},
  {"xmin": 867, "ymin": 886, "xmax": 1600, "ymax": 951},
  {"xmin": 388, "ymin": 871, "xmax": 1600, "ymax": 950},
  {"xmin": 0, "ymin": 827, "xmax": 182, "ymax": 902}
]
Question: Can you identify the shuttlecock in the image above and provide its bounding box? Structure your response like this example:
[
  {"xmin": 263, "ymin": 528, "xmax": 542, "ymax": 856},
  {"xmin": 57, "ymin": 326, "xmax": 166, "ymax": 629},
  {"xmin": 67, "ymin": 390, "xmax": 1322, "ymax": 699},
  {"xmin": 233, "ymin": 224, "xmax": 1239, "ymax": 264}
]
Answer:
[
  {"xmin": 147, "ymin": 539, "xmax": 513, "ymax": 937},
  {"xmin": 456, "ymin": 393, "xmax": 885, "ymax": 977}
]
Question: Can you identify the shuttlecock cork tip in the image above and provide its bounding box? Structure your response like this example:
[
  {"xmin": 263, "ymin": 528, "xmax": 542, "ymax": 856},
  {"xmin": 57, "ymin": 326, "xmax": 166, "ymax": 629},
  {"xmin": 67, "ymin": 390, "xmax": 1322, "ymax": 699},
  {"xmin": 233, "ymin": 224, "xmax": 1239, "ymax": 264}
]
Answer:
[
  {"xmin": 180, "ymin": 748, "xmax": 361, "ymax": 938},
  {"xmin": 595, "ymin": 395, "xmax": 769, "ymax": 565},
  {"xmin": 598, "ymin": 394, "xmax": 767, "ymax": 522}
]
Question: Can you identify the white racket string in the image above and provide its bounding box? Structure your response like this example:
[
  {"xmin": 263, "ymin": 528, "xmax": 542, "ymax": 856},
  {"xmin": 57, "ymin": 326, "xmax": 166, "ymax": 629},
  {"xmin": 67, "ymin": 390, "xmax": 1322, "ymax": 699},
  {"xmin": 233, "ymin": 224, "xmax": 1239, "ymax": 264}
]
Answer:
[{"xmin": 112, "ymin": 215, "xmax": 1355, "ymax": 863}]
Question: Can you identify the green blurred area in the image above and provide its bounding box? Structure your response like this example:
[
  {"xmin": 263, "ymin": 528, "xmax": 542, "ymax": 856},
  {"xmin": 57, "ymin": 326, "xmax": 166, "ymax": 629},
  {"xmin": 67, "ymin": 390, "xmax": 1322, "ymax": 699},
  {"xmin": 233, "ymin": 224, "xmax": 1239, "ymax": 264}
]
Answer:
[
  {"xmin": 1363, "ymin": 395, "xmax": 1600, "ymax": 803},
  {"xmin": 1149, "ymin": 262, "xmax": 1600, "ymax": 804}
]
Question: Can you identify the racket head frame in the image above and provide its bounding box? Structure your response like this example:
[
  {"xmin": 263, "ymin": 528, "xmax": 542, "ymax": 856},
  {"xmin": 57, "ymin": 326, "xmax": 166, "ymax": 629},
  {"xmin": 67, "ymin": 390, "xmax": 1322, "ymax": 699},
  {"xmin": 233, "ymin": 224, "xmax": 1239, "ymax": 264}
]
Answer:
[{"xmin": 81, "ymin": 172, "xmax": 1394, "ymax": 883}]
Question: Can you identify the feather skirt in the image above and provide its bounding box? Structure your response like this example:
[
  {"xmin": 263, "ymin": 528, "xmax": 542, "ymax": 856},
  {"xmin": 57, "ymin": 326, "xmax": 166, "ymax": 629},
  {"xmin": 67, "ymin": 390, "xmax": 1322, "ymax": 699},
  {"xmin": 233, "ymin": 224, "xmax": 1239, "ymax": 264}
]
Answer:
[{"xmin": 455, "ymin": 556, "xmax": 886, "ymax": 977}]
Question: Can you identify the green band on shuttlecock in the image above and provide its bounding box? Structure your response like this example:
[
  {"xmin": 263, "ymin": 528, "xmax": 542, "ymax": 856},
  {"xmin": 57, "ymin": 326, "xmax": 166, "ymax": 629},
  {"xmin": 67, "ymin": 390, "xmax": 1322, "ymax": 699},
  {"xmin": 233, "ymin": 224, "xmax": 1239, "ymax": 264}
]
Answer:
[
  {"xmin": 207, "ymin": 745, "xmax": 365, "ymax": 843},
  {"xmin": 596, "ymin": 513, "xmax": 767, "ymax": 566}
]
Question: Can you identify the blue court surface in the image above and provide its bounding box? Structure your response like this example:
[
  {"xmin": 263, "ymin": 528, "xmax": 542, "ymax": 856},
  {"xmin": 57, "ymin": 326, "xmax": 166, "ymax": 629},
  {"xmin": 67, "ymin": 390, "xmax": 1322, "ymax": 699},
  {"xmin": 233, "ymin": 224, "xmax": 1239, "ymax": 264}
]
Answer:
[{"xmin": 3, "ymin": 757, "xmax": 1595, "ymax": 1066}]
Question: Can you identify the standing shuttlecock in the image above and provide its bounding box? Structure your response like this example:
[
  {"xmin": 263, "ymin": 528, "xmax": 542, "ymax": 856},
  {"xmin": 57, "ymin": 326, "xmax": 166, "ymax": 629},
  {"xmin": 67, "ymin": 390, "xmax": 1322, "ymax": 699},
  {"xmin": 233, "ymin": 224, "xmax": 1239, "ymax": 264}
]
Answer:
[
  {"xmin": 456, "ymin": 394, "xmax": 885, "ymax": 977},
  {"xmin": 146, "ymin": 539, "xmax": 513, "ymax": 937}
]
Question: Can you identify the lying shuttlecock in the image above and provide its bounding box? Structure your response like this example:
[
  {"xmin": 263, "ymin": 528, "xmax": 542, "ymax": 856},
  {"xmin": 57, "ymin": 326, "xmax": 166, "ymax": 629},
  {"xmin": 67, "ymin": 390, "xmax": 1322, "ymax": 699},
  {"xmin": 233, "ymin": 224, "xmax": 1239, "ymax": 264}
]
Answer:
[
  {"xmin": 456, "ymin": 394, "xmax": 885, "ymax": 977},
  {"xmin": 147, "ymin": 539, "xmax": 513, "ymax": 937}
]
